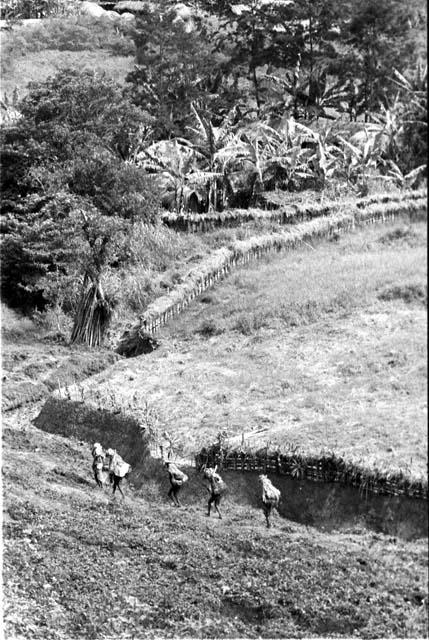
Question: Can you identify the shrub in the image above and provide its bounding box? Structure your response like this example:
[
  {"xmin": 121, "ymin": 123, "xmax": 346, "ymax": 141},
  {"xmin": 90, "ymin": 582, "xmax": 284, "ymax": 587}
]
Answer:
[
  {"xmin": 68, "ymin": 156, "xmax": 159, "ymax": 222},
  {"xmin": 377, "ymin": 283, "xmax": 427, "ymax": 304},
  {"xmin": 233, "ymin": 311, "xmax": 267, "ymax": 335},
  {"xmin": 196, "ymin": 318, "xmax": 225, "ymax": 337},
  {"xmin": 199, "ymin": 293, "xmax": 217, "ymax": 304},
  {"xmin": 32, "ymin": 304, "xmax": 72, "ymax": 340},
  {"xmin": 1, "ymin": 303, "xmax": 39, "ymax": 340},
  {"xmin": 378, "ymin": 226, "xmax": 420, "ymax": 246}
]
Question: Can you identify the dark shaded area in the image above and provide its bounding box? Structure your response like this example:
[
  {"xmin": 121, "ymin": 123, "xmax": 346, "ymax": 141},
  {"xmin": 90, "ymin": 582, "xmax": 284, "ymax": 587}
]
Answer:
[
  {"xmin": 221, "ymin": 471, "xmax": 428, "ymax": 541},
  {"xmin": 34, "ymin": 397, "xmax": 150, "ymax": 469},
  {"xmin": 116, "ymin": 328, "xmax": 160, "ymax": 357},
  {"xmin": 377, "ymin": 282, "xmax": 427, "ymax": 304}
]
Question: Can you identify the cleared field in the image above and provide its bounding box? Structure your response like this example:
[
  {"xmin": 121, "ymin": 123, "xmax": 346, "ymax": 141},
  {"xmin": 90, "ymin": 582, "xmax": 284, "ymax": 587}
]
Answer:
[
  {"xmin": 1, "ymin": 49, "xmax": 135, "ymax": 95},
  {"xmin": 64, "ymin": 220, "xmax": 427, "ymax": 480},
  {"xmin": 2, "ymin": 411, "xmax": 428, "ymax": 639},
  {"xmin": 1, "ymin": 16, "xmax": 136, "ymax": 95}
]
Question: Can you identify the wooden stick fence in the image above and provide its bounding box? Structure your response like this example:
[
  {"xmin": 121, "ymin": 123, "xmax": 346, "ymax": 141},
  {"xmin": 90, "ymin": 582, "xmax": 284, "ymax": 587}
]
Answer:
[
  {"xmin": 161, "ymin": 188, "xmax": 427, "ymax": 232},
  {"xmin": 118, "ymin": 194, "xmax": 426, "ymax": 339},
  {"xmin": 194, "ymin": 450, "xmax": 428, "ymax": 500}
]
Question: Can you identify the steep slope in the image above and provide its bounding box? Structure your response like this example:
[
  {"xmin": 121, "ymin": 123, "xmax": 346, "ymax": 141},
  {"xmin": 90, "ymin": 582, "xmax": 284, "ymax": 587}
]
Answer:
[{"xmin": 3, "ymin": 406, "xmax": 428, "ymax": 639}]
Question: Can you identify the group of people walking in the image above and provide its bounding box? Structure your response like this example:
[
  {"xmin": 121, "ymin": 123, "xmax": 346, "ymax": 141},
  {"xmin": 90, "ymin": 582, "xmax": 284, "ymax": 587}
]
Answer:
[{"xmin": 91, "ymin": 444, "xmax": 281, "ymax": 527}]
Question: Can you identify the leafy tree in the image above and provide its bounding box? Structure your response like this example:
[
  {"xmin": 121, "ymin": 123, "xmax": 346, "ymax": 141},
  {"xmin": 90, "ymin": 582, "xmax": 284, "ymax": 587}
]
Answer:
[
  {"xmin": 343, "ymin": 0, "xmax": 420, "ymax": 121},
  {"xmin": 0, "ymin": 192, "xmax": 85, "ymax": 311},
  {"xmin": 209, "ymin": 0, "xmax": 299, "ymax": 115},
  {"xmin": 1, "ymin": 0, "xmax": 77, "ymax": 19},
  {"xmin": 18, "ymin": 69, "xmax": 150, "ymax": 161},
  {"xmin": 68, "ymin": 155, "xmax": 159, "ymax": 222},
  {"xmin": 0, "ymin": 70, "xmax": 159, "ymax": 342},
  {"xmin": 1, "ymin": 70, "xmax": 156, "ymax": 206},
  {"xmin": 126, "ymin": 4, "xmax": 220, "ymax": 139}
]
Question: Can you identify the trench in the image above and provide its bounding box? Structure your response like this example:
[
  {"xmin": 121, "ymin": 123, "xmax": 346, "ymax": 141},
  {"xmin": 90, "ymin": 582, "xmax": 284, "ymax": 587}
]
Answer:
[
  {"xmin": 34, "ymin": 397, "xmax": 427, "ymax": 542},
  {"xmin": 211, "ymin": 470, "xmax": 428, "ymax": 541}
]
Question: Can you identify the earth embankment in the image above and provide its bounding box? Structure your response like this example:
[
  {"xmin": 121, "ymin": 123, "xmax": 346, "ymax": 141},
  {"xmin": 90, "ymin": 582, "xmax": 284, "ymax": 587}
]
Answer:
[{"xmin": 34, "ymin": 397, "xmax": 428, "ymax": 541}]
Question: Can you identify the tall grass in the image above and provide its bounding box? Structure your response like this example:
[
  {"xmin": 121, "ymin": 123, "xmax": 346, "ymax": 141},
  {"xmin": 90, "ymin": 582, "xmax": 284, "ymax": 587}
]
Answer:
[
  {"xmin": 166, "ymin": 221, "xmax": 427, "ymax": 337},
  {"xmin": 109, "ymin": 223, "xmax": 207, "ymax": 318}
]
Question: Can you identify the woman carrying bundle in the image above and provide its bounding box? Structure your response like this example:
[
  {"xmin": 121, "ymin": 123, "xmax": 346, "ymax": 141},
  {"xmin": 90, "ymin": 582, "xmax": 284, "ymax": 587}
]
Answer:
[
  {"xmin": 259, "ymin": 474, "xmax": 281, "ymax": 528},
  {"xmin": 105, "ymin": 448, "xmax": 132, "ymax": 498},
  {"xmin": 91, "ymin": 442, "xmax": 106, "ymax": 488},
  {"xmin": 203, "ymin": 465, "xmax": 227, "ymax": 519},
  {"xmin": 165, "ymin": 461, "xmax": 189, "ymax": 507}
]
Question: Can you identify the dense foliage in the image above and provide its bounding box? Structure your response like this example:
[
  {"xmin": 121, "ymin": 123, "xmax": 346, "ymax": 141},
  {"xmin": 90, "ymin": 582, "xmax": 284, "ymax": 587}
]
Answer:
[
  {"xmin": 0, "ymin": 0, "xmax": 426, "ymax": 341},
  {"xmin": 1, "ymin": 71, "xmax": 158, "ymax": 316}
]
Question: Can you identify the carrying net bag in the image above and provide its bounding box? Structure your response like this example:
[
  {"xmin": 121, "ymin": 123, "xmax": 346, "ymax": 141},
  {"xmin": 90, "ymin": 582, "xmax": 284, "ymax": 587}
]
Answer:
[
  {"xmin": 168, "ymin": 463, "xmax": 189, "ymax": 485},
  {"xmin": 261, "ymin": 477, "xmax": 281, "ymax": 505},
  {"xmin": 108, "ymin": 451, "xmax": 131, "ymax": 477}
]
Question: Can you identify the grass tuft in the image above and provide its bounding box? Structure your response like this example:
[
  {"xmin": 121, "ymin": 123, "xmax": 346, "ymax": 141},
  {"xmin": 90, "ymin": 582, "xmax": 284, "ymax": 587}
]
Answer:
[
  {"xmin": 196, "ymin": 318, "xmax": 225, "ymax": 337},
  {"xmin": 377, "ymin": 282, "xmax": 427, "ymax": 305},
  {"xmin": 378, "ymin": 225, "xmax": 422, "ymax": 247}
]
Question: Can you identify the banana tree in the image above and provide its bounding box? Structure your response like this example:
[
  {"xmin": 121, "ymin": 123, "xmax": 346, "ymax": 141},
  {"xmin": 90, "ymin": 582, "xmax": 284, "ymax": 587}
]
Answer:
[
  {"xmin": 137, "ymin": 139, "xmax": 211, "ymax": 212},
  {"xmin": 336, "ymin": 133, "xmax": 380, "ymax": 188},
  {"xmin": 185, "ymin": 104, "xmax": 239, "ymax": 211},
  {"xmin": 390, "ymin": 63, "xmax": 427, "ymax": 171},
  {"xmin": 262, "ymin": 67, "xmax": 349, "ymax": 120},
  {"xmin": 380, "ymin": 160, "xmax": 427, "ymax": 189},
  {"xmin": 233, "ymin": 118, "xmax": 327, "ymax": 193},
  {"xmin": 293, "ymin": 120, "xmax": 339, "ymax": 187},
  {"xmin": 392, "ymin": 63, "xmax": 427, "ymax": 125}
]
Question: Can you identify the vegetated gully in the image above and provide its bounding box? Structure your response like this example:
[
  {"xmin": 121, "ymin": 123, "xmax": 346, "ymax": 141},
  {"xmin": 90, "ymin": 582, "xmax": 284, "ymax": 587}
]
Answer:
[{"xmin": 32, "ymin": 397, "xmax": 428, "ymax": 543}]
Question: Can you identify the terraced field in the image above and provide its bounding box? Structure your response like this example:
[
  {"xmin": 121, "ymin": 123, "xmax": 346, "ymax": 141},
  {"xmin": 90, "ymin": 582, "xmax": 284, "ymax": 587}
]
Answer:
[
  {"xmin": 2, "ymin": 216, "xmax": 427, "ymax": 639},
  {"xmin": 60, "ymin": 219, "xmax": 427, "ymax": 480}
]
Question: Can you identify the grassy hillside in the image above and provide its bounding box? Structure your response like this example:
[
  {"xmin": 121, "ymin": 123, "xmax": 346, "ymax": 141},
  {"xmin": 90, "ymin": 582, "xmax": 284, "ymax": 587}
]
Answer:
[
  {"xmin": 2, "ymin": 214, "xmax": 427, "ymax": 639},
  {"xmin": 1, "ymin": 49, "xmax": 135, "ymax": 95},
  {"xmin": 1, "ymin": 16, "xmax": 135, "ymax": 95},
  {"xmin": 61, "ymin": 219, "xmax": 427, "ymax": 480},
  {"xmin": 3, "ymin": 406, "xmax": 428, "ymax": 639}
]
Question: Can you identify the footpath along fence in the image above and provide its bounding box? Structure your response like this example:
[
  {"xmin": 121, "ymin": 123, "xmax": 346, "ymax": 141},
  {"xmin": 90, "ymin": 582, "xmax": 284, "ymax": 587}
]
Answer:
[
  {"xmin": 194, "ymin": 449, "xmax": 428, "ymax": 500},
  {"xmin": 160, "ymin": 188, "xmax": 427, "ymax": 232},
  {"xmin": 116, "ymin": 193, "xmax": 426, "ymax": 342}
]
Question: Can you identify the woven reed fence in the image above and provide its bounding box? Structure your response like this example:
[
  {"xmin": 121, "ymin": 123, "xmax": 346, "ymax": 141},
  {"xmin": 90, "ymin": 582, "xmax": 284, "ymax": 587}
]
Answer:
[
  {"xmin": 194, "ymin": 450, "xmax": 428, "ymax": 500},
  {"xmin": 120, "ymin": 194, "xmax": 426, "ymax": 340},
  {"xmin": 160, "ymin": 188, "xmax": 427, "ymax": 233}
]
